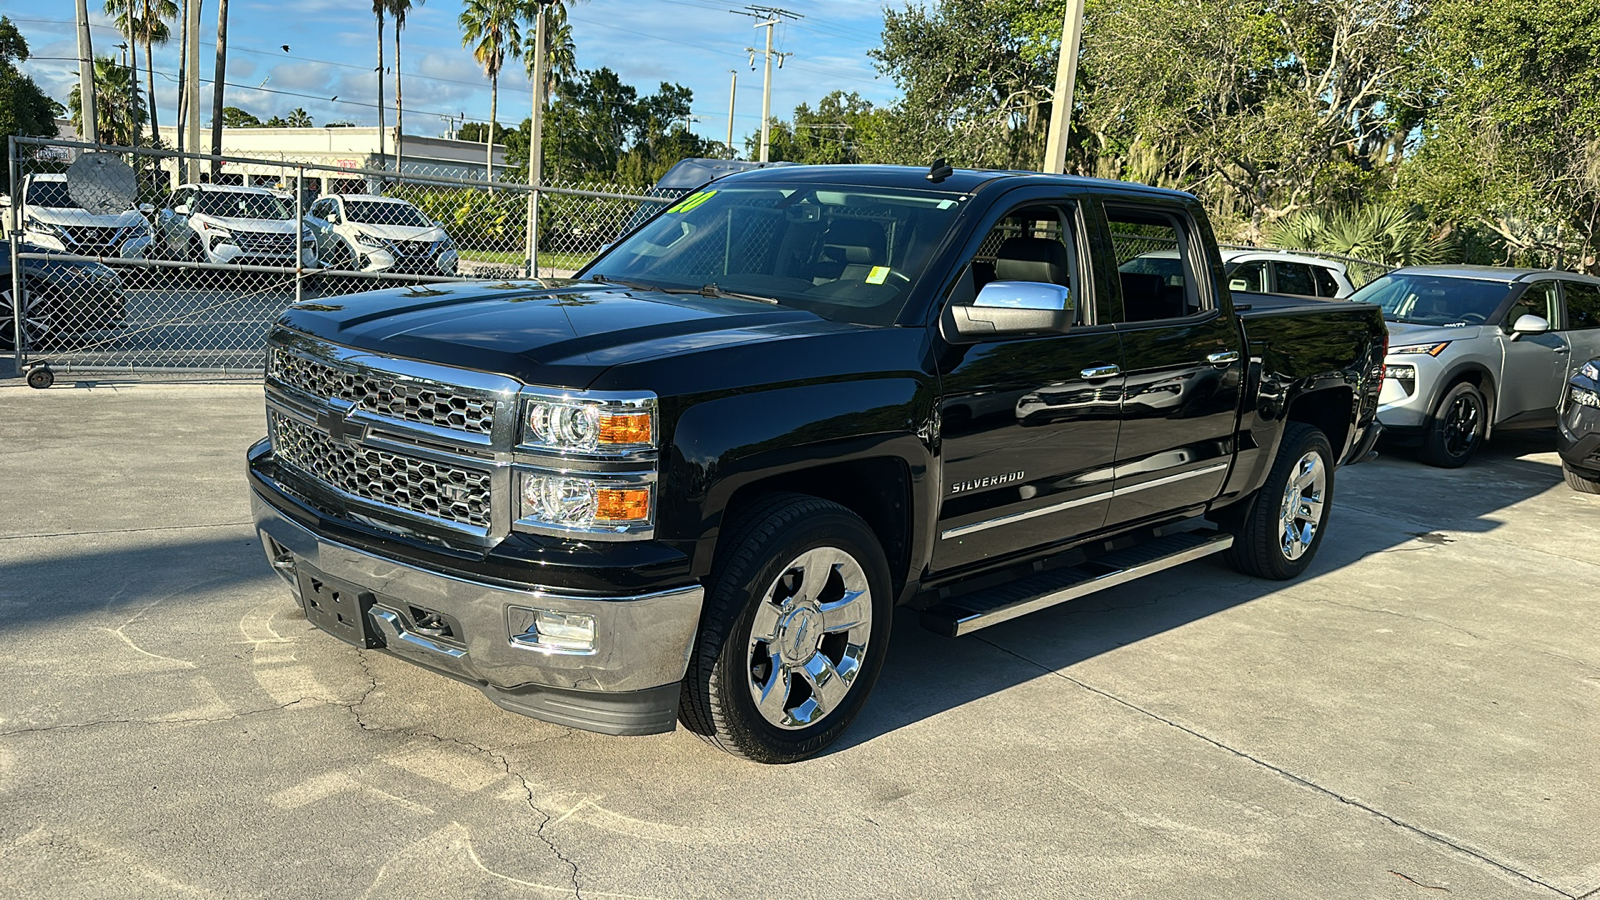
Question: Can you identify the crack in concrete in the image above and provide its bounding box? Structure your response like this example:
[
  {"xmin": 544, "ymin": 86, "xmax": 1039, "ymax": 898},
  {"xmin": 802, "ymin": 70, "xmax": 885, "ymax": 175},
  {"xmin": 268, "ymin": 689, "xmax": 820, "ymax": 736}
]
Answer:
[
  {"xmin": 1307, "ymin": 597, "xmax": 1488, "ymax": 641},
  {"xmin": 1391, "ymin": 869, "xmax": 1451, "ymax": 891},
  {"xmin": 340, "ymin": 649, "xmax": 583, "ymax": 898},
  {"xmin": 977, "ymin": 637, "xmax": 1576, "ymax": 899}
]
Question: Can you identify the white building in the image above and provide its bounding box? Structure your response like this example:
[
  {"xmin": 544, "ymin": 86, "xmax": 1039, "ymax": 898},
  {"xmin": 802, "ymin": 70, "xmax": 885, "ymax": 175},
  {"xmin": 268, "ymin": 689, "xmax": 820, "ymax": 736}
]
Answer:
[{"xmin": 167, "ymin": 127, "xmax": 511, "ymax": 195}]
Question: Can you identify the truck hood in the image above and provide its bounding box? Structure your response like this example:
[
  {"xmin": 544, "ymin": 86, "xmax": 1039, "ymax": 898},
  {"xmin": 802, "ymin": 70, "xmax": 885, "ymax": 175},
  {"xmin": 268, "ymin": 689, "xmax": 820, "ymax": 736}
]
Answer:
[
  {"xmin": 1385, "ymin": 320, "xmax": 1488, "ymax": 350},
  {"xmin": 276, "ymin": 279, "xmax": 853, "ymax": 387},
  {"xmin": 25, "ymin": 206, "xmax": 146, "ymax": 229}
]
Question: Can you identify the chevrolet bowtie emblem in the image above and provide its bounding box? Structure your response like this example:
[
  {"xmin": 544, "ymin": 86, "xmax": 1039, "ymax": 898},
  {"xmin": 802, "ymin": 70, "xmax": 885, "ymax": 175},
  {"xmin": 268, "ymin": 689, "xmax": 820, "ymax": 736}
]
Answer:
[{"xmin": 316, "ymin": 409, "xmax": 367, "ymax": 443}]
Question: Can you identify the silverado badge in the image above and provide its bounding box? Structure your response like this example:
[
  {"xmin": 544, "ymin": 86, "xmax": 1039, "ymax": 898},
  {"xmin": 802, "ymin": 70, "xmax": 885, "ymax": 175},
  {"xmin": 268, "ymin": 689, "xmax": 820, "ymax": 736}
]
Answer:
[{"xmin": 950, "ymin": 471, "xmax": 1025, "ymax": 494}]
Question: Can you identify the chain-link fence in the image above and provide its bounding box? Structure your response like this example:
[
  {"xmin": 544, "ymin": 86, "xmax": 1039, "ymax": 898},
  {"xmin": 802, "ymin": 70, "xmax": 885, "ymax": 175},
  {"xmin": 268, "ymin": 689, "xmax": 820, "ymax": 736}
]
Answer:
[{"xmin": 5, "ymin": 137, "xmax": 667, "ymax": 383}]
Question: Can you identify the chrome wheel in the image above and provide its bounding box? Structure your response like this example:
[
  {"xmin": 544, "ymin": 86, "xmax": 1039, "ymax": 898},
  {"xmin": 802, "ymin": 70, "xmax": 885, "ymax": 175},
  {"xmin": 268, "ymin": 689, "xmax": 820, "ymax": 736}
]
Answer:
[
  {"xmin": 746, "ymin": 546, "xmax": 873, "ymax": 730},
  {"xmin": 1279, "ymin": 450, "xmax": 1326, "ymax": 561},
  {"xmin": 0, "ymin": 281, "xmax": 51, "ymax": 351}
]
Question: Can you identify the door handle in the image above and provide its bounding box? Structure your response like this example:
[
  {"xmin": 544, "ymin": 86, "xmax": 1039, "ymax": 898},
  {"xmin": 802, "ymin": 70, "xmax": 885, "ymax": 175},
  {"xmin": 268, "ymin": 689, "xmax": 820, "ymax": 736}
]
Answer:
[
  {"xmin": 1206, "ymin": 350, "xmax": 1241, "ymax": 365},
  {"xmin": 1554, "ymin": 346, "xmax": 1570, "ymax": 354},
  {"xmin": 1080, "ymin": 365, "xmax": 1121, "ymax": 380}
]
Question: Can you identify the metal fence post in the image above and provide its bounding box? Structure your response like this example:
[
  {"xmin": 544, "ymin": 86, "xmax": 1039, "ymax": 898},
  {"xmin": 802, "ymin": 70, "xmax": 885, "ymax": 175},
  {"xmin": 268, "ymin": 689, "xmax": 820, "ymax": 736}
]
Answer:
[
  {"xmin": 294, "ymin": 165, "xmax": 304, "ymax": 307},
  {"xmin": 8, "ymin": 136, "xmax": 22, "ymax": 371}
]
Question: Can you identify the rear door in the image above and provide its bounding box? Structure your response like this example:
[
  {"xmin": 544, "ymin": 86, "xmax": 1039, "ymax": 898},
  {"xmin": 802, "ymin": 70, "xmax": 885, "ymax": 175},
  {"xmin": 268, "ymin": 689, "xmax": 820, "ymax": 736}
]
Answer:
[
  {"xmin": 932, "ymin": 195, "xmax": 1123, "ymax": 573},
  {"xmin": 1560, "ymin": 280, "xmax": 1600, "ymax": 373},
  {"xmin": 1098, "ymin": 202, "xmax": 1245, "ymax": 528}
]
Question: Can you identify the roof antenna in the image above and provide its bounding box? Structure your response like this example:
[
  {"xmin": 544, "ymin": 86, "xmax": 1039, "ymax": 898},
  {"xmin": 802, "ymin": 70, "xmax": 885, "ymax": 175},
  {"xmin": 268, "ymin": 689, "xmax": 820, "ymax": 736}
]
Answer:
[{"xmin": 927, "ymin": 157, "xmax": 953, "ymax": 184}]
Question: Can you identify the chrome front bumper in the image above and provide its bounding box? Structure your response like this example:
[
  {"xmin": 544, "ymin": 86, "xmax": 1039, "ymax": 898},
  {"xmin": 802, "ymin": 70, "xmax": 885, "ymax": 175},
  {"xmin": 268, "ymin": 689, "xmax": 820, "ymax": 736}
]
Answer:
[{"xmin": 251, "ymin": 486, "xmax": 703, "ymax": 735}]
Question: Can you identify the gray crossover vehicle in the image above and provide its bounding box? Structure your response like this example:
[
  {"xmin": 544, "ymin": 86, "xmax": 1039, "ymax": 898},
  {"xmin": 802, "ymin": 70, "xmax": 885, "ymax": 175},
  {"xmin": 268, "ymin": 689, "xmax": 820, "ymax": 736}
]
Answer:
[{"xmin": 1352, "ymin": 266, "xmax": 1600, "ymax": 466}]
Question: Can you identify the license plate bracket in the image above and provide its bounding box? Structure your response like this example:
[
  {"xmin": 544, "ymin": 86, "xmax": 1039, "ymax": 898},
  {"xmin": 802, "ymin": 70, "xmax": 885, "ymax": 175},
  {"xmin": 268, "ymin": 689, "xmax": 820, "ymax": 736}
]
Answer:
[{"xmin": 296, "ymin": 565, "xmax": 380, "ymax": 648}]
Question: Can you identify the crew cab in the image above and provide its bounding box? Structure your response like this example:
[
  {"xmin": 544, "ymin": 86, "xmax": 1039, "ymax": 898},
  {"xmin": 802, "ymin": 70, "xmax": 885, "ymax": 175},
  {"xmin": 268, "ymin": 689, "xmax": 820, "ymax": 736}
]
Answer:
[{"xmin": 247, "ymin": 166, "xmax": 1385, "ymax": 763}]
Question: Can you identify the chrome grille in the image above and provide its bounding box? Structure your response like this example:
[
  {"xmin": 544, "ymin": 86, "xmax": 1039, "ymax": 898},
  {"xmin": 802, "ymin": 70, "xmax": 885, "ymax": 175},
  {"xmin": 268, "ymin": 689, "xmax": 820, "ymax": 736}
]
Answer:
[
  {"xmin": 395, "ymin": 240, "xmax": 435, "ymax": 258},
  {"xmin": 268, "ymin": 349, "xmax": 496, "ymax": 435},
  {"xmin": 236, "ymin": 231, "xmax": 295, "ymax": 254},
  {"xmin": 270, "ymin": 412, "xmax": 491, "ymax": 528}
]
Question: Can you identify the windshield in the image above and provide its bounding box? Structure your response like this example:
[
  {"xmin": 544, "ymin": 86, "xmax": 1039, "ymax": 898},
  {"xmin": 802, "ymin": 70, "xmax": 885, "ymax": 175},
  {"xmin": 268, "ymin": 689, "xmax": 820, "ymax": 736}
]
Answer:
[
  {"xmin": 26, "ymin": 180, "xmax": 77, "ymax": 209},
  {"xmin": 343, "ymin": 200, "xmax": 431, "ymax": 228},
  {"xmin": 194, "ymin": 190, "xmax": 292, "ymax": 220},
  {"xmin": 583, "ymin": 184, "xmax": 967, "ymax": 326},
  {"xmin": 1348, "ymin": 272, "xmax": 1517, "ymax": 325}
]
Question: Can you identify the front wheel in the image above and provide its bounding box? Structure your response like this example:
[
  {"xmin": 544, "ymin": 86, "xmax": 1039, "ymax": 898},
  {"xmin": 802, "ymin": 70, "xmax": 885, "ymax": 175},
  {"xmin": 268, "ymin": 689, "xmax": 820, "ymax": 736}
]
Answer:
[
  {"xmin": 1223, "ymin": 423, "xmax": 1335, "ymax": 580},
  {"xmin": 680, "ymin": 494, "xmax": 892, "ymax": 763},
  {"xmin": 1418, "ymin": 382, "xmax": 1486, "ymax": 468},
  {"xmin": 1564, "ymin": 462, "xmax": 1600, "ymax": 495}
]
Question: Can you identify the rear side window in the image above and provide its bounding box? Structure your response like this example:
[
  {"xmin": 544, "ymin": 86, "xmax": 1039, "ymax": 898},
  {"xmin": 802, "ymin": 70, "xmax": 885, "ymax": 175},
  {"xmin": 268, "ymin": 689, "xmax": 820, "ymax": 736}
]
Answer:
[
  {"xmin": 1274, "ymin": 262, "xmax": 1316, "ymax": 297},
  {"xmin": 1313, "ymin": 266, "xmax": 1340, "ymax": 297},
  {"xmin": 1228, "ymin": 260, "xmax": 1266, "ymax": 293},
  {"xmin": 1565, "ymin": 282, "xmax": 1600, "ymax": 330},
  {"xmin": 1108, "ymin": 206, "xmax": 1200, "ymax": 322}
]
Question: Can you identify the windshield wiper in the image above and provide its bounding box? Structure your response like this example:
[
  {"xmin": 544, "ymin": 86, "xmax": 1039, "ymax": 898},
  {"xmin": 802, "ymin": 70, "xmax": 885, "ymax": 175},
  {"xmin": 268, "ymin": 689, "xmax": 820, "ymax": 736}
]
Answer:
[
  {"xmin": 696, "ymin": 283, "xmax": 779, "ymax": 305},
  {"xmin": 589, "ymin": 274, "xmax": 661, "ymax": 292}
]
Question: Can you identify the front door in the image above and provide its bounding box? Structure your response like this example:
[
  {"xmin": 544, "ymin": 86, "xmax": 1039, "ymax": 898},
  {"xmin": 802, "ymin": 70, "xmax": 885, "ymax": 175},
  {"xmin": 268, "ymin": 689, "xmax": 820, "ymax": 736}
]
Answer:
[
  {"xmin": 1099, "ymin": 202, "xmax": 1244, "ymax": 527},
  {"xmin": 932, "ymin": 201, "xmax": 1123, "ymax": 573},
  {"xmin": 1499, "ymin": 280, "xmax": 1567, "ymax": 421}
]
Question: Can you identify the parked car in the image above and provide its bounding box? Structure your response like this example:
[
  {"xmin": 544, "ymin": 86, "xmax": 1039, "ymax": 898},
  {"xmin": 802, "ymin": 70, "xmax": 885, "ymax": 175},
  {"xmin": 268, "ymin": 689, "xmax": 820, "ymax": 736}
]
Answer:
[
  {"xmin": 1558, "ymin": 357, "xmax": 1600, "ymax": 493},
  {"xmin": 248, "ymin": 163, "xmax": 1385, "ymax": 763},
  {"xmin": 0, "ymin": 240, "xmax": 127, "ymax": 351},
  {"xmin": 6, "ymin": 173, "xmax": 152, "ymax": 261},
  {"xmin": 154, "ymin": 183, "xmax": 316, "ymax": 268},
  {"xmin": 302, "ymin": 194, "xmax": 457, "ymax": 276},
  {"xmin": 1123, "ymin": 249, "xmax": 1355, "ymax": 299},
  {"xmin": 1350, "ymin": 265, "xmax": 1600, "ymax": 466}
]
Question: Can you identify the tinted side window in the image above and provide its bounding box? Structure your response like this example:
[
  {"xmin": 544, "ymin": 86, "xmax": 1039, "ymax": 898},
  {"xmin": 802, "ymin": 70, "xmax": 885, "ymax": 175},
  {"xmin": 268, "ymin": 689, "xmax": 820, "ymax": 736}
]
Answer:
[
  {"xmin": 1274, "ymin": 261, "xmax": 1316, "ymax": 296},
  {"xmin": 1505, "ymin": 282, "xmax": 1558, "ymax": 332},
  {"xmin": 1564, "ymin": 282, "xmax": 1600, "ymax": 330},
  {"xmin": 1107, "ymin": 206, "xmax": 1198, "ymax": 322},
  {"xmin": 1228, "ymin": 260, "xmax": 1266, "ymax": 293},
  {"xmin": 1313, "ymin": 265, "xmax": 1339, "ymax": 297},
  {"xmin": 950, "ymin": 204, "xmax": 1079, "ymax": 319}
]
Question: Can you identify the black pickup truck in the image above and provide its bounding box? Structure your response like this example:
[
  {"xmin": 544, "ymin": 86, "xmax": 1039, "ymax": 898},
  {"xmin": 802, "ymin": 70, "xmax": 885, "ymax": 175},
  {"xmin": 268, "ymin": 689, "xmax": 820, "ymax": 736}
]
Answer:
[{"xmin": 247, "ymin": 165, "xmax": 1386, "ymax": 762}]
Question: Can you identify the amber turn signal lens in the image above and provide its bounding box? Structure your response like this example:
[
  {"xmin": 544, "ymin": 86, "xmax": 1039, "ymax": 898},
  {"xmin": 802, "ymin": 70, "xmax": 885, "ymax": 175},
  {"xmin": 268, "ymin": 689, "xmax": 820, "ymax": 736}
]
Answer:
[
  {"xmin": 595, "ymin": 487, "xmax": 651, "ymax": 522},
  {"xmin": 597, "ymin": 412, "xmax": 653, "ymax": 446}
]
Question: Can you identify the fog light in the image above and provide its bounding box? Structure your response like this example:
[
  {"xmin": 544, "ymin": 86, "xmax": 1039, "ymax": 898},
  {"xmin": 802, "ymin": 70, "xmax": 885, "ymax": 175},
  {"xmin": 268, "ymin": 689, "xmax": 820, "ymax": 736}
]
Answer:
[{"xmin": 508, "ymin": 606, "xmax": 596, "ymax": 653}]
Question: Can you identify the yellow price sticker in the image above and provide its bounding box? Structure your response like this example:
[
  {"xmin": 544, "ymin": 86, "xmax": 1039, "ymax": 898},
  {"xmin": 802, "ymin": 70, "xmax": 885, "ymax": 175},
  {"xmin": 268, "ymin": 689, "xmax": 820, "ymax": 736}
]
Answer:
[
  {"xmin": 866, "ymin": 266, "xmax": 891, "ymax": 285},
  {"xmin": 666, "ymin": 191, "xmax": 716, "ymax": 214}
]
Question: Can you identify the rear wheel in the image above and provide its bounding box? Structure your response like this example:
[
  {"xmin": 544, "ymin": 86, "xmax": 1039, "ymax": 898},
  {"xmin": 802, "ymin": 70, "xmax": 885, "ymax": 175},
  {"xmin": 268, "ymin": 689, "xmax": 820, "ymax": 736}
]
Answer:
[
  {"xmin": 1419, "ymin": 381, "xmax": 1486, "ymax": 468},
  {"xmin": 680, "ymin": 494, "xmax": 892, "ymax": 763},
  {"xmin": 1223, "ymin": 423, "xmax": 1335, "ymax": 580},
  {"xmin": 1563, "ymin": 462, "xmax": 1600, "ymax": 494},
  {"xmin": 0, "ymin": 277, "xmax": 53, "ymax": 351}
]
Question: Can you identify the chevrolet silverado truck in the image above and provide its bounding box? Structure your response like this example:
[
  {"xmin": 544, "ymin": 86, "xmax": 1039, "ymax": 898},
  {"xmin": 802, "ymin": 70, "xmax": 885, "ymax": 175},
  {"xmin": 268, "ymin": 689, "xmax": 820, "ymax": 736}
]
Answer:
[{"xmin": 247, "ymin": 165, "xmax": 1386, "ymax": 763}]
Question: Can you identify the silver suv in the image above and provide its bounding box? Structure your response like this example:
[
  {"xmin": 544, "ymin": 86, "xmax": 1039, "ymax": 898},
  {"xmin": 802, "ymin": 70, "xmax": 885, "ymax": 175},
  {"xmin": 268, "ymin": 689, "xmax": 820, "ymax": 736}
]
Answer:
[{"xmin": 1353, "ymin": 266, "xmax": 1600, "ymax": 466}]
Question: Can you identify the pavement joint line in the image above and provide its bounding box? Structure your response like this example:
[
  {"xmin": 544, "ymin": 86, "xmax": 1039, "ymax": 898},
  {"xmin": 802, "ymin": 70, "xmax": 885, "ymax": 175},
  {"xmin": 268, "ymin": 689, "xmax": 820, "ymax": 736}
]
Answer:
[
  {"xmin": 0, "ymin": 521, "xmax": 255, "ymax": 541},
  {"xmin": 340, "ymin": 649, "xmax": 585, "ymax": 898},
  {"xmin": 1305, "ymin": 596, "xmax": 1489, "ymax": 641},
  {"xmin": 974, "ymin": 636, "xmax": 1577, "ymax": 899}
]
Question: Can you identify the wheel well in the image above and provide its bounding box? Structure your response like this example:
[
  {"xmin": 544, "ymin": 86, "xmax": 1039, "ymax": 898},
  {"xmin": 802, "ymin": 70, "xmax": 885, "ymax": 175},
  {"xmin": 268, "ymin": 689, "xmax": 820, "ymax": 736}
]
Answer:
[
  {"xmin": 1286, "ymin": 387, "xmax": 1353, "ymax": 459},
  {"xmin": 1439, "ymin": 367, "xmax": 1497, "ymax": 425},
  {"xmin": 720, "ymin": 457, "xmax": 913, "ymax": 596}
]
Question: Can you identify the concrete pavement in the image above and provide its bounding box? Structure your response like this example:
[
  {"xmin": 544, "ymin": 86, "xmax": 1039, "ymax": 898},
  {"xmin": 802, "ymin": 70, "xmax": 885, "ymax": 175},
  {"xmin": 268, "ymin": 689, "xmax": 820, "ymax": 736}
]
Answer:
[{"xmin": 1, "ymin": 380, "xmax": 1596, "ymax": 898}]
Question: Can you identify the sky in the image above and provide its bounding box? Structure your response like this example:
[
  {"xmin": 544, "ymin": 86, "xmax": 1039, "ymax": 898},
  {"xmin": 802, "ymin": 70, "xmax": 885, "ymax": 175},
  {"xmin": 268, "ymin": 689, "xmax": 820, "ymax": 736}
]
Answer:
[{"xmin": 5, "ymin": 0, "xmax": 898, "ymax": 150}]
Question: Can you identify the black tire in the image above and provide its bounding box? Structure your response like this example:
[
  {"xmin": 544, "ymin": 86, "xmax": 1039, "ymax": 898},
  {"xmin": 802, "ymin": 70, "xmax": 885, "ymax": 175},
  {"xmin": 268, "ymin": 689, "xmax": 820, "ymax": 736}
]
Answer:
[
  {"xmin": 1564, "ymin": 462, "xmax": 1600, "ymax": 495},
  {"xmin": 0, "ymin": 276, "xmax": 53, "ymax": 352},
  {"xmin": 188, "ymin": 234, "xmax": 208, "ymax": 263},
  {"xmin": 1418, "ymin": 381, "xmax": 1486, "ymax": 468},
  {"xmin": 26, "ymin": 366, "xmax": 55, "ymax": 389},
  {"xmin": 1223, "ymin": 423, "xmax": 1335, "ymax": 580},
  {"xmin": 680, "ymin": 493, "xmax": 893, "ymax": 763}
]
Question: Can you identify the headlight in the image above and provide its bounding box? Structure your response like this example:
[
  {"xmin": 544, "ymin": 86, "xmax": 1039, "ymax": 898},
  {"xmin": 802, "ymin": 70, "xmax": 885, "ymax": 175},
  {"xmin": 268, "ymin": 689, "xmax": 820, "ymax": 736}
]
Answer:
[
  {"xmin": 1390, "ymin": 342, "xmax": 1450, "ymax": 356},
  {"xmin": 355, "ymin": 231, "xmax": 387, "ymax": 249},
  {"xmin": 24, "ymin": 217, "xmax": 63, "ymax": 238},
  {"xmin": 1580, "ymin": 361, "xmax": 1600, "ymax": 382},
  {"xmin": 200, "ymin": 221, "xmax": 233, "ymax": 241},
  {"xmin": 518, "ymin": 472, "xmax": 653, "ymax": 534},
  {"xmin": 1572, "ymin": 386, "xmax": 1600, "ymax": 409},
  {"xmin": 521, "ymin": 393, "xmax": 656, "ymax": 454}
]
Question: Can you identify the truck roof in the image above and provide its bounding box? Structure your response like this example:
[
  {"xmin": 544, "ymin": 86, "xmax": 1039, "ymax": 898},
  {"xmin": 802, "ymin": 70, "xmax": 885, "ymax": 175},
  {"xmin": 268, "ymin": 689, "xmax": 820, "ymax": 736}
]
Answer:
[{"xmin": 716, "ymin": 164, "xmax": 1198, "ymax": 201}]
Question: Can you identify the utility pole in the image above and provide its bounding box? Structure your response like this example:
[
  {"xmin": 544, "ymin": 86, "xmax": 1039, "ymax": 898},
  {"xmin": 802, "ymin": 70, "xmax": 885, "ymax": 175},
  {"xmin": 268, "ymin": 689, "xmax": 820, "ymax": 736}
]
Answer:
[
  {"xmin": 726, "ymin": 70, "xmax": 737, "ymax": 158},
  {"xmin": 210, "ymin": 0, "xmax": 229, "ymax": 179},
  {"xmin": 1041, "ymin": 0, "xmax": 1087, "ymax": 175},
  {"xmin": 734, "ymin": 6, "xmax": 799, "ymax": 164},
  {"xmin": 525, "ymin": 2, "xmax": 549, "ymax": 279},
  {"xmin": 184, "ymin": 0, "xmax": 203, "ymax": 181},
  {"xmin": 75, "ymin": 0, "xmax": 97, "ymax": 145}
]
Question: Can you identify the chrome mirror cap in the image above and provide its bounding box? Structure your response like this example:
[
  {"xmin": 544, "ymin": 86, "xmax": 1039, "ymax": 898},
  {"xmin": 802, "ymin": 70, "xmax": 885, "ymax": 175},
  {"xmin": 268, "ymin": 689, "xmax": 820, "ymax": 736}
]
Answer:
[{"xmin": 974, "ymin": 280, "xmax": 1071, "ymax": 312}]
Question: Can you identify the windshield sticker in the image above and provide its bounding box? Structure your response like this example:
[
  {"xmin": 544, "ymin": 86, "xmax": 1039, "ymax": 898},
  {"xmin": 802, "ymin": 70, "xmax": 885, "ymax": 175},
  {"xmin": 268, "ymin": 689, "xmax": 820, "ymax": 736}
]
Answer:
[
  {"xmin": 666, "ymin": 191, "xmax": 716, "ymax": 214},
  {"xmin": 866, "ymin": 266, "xmax": 891, "ymax": 285}
]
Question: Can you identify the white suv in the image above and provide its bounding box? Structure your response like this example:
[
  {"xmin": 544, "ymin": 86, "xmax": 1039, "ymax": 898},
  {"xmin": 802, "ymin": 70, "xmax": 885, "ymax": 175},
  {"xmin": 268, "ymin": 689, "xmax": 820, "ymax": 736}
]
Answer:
[
  {"xmin": 155, "ymin": 183, "xmax": 315, "ymax": 268},
  {"xmin": 12, "ymin": 173, "xmax": 153, "ymax": 260},
  {"xmin": 303, "ymin": 194, "xmax": 458, "ymax": 276}
]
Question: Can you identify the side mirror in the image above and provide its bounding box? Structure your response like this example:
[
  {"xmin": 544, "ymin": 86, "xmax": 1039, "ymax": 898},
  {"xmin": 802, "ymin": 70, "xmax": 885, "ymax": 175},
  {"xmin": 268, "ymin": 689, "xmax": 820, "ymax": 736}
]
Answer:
[
  {"xmin": 1510, "ymin": 314, "xmax": 1550, "ymax": 340},
  {"xmin": 174, "ymin": 203, "xmax": 190, "ymax": 215},
  {"xmin": 943, "ymin": 281, "xmax": 1072, "ymax": 343}
]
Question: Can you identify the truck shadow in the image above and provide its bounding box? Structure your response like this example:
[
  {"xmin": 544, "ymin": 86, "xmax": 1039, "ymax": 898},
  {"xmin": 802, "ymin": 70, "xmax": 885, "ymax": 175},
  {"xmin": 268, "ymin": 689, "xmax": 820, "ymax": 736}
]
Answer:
[{"xmin": 834, "ymin": 429, "xmax": 1572, "ymax": 755}]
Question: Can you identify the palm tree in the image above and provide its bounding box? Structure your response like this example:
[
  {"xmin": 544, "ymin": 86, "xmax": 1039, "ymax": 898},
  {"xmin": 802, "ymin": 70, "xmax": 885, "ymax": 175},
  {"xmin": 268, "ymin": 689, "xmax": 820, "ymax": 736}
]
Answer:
[
  {"xmin": 286, "ymin": 107, "xmax": 313, "ymax": 127},
  {"xmin": 104, "ymin": 0, "xmax": 177, "ymax": 146},
  {"xmin": 372, "ymin": 0, "xmax": 387, "ymax": 168},
  {"xmin": 460, "ymin": 0, "xmax": 523, "ymax": 186},
  {"xmin": 68, "ymin": 56, "xmax": 146, "ymax": 146},
  {"xmin": 388, "ymin": 0, "xmax": 424, "ymax": 180},
  {"xmin": 1268, "ymin": 204, "xmax": 1454, "ymax": 285},
  {"xmin": 540, "ymin": 4, "xmax": 578, "ymax": 97}
]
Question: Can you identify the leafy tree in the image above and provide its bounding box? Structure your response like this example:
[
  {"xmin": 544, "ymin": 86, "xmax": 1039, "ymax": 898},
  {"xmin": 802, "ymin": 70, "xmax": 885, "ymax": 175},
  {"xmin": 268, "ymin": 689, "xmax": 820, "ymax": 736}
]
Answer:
[
  {"xmin": 0, "ymin": 18, "xmax": 59, "ymax": 143},
  {"xmin": 388, "ymin": 0, "xmax": 424, "ymax": 175},
  {"xmin": 458, "ymin": 121, "xmax": 512, "ymax": 143},
  {"xmin": 68, "ymin": 55, "xmax": 147, "ymax": 146},
  {"xmin": 221, "ymin": 105, "xmax": 260, "ymax": 127},
  {"xmin": 286, "ymin": 107, "xmax": 313, "ymax": 127},
  {"xmin": 460, "ymin": 0, "xmax": 523, "ymax": 183},
  {"xmin": 104, "ymin": 0, "xmax": 177, "ymax": 147},
  {"xmin": 1268, "ymin": 204, "xmax": 1452, "ymax": 282},
  {"xmin": 751, "ymin": 92, "xmax": 888, "ymax": 165}
]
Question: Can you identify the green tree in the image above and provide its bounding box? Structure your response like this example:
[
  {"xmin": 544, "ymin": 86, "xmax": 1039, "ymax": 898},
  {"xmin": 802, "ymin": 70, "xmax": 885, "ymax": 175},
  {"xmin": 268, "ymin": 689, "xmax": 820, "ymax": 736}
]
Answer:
[
  {"xmin": 221, "ymin": 105, "xmax": 260, "ymax": 127},
  {"xmin": 388, "ymin": 0, "xmax": 424, "ymax": 176},
  {"xmin": 752, "ymin": 92, "xmax": 888, "ymax": 165},
  {"xmin": 68, "ymin": 55, "xmax": 146, "ymax": 146},
  {"xmin": 286, "ymin": 108, "xmax": 313, "ymax": 127},
  {"xmin": 0, "ymin": 18, "xmax": 59, "ymax": 144},
  {"xmin": 104, "ymin": 0, "xmax": 177, "ymax": 147},
  {"xmin": 460, "ymin": 0, "xmax": 523, "ymax": 184}
]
